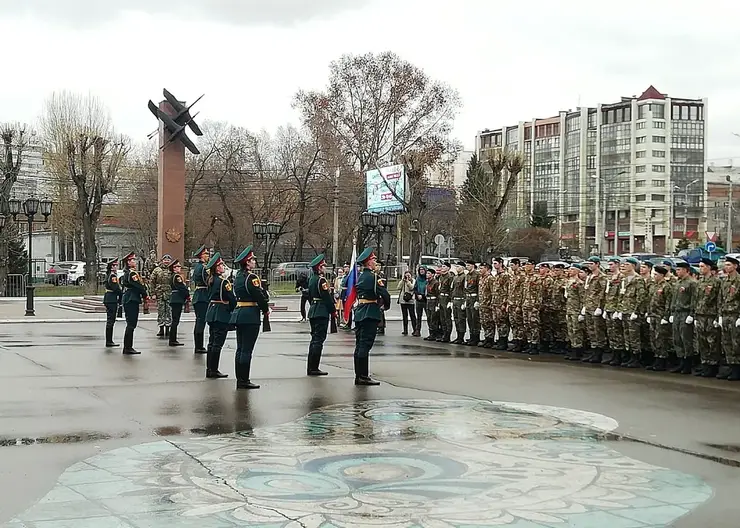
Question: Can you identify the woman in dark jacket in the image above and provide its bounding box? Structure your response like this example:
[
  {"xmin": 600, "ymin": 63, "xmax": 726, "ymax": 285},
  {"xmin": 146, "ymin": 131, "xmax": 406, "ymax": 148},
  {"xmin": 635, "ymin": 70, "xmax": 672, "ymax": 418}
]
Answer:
[{"xmin": 412, "ymin": 266, "xmax": 428, "ymax": 337}]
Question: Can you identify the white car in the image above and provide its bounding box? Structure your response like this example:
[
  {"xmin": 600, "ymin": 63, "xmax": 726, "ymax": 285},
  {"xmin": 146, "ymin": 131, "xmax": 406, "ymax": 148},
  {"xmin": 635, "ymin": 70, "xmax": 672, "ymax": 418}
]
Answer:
[{"xmin": 45, "ymin": 261, "xmax": 86, "ymax": 285}]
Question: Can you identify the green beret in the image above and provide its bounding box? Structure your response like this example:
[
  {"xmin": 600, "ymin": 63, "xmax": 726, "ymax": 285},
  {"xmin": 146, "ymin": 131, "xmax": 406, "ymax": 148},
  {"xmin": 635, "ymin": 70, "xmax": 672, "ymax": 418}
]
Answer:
[
  {"xmin": 625, "ymin": 257, "xmax": 639, "ymax": 267},
  {"xmin": 587, "ymin": 256, "xmax": 601, "ymax": 263},
  {"xmin": 608, "ymin": 257, "xmax": 621, "ymax": 263}
]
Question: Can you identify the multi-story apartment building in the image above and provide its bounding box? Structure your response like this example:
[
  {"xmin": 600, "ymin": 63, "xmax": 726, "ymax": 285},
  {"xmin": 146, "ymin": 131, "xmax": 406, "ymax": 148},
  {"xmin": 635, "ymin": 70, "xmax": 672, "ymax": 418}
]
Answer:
[
  {"xmin": 475, "ymin": 86, "xmax": 707, "ymax": 255},
  {"xmin": 425, "ymin": 150, "xmax": 474, "ymax": 190},
  {"xmin": 705, "ymin": 163, "xmax": 740, "ymax": 251}
]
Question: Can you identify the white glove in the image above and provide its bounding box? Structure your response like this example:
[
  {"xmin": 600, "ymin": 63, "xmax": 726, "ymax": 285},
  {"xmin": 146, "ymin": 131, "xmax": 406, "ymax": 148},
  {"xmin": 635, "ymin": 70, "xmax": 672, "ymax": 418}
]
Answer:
[
  {"xmin": 713, "ymin": 320, "xmax": 719, "ymax": 328},
  {"xmin": 669, "ymin": 316, "xmax": 674, "ymax": 323},
  {"xmin": 616, "ymin": 312, "xmax": 623, "ymax": 320},
  {"xmin": 646, "ymin": 317, "xmax": 652, "ymax": 324},
  {"xmin": 685, "ymin": 316, "xmax": 694, "ymax": 325},
  {"xmin": 594, "ymin": 308, "xmax": 602, "ymax": 317},
  {"xmin": 580, "ymin": 307, "xmax": 586, "ymax": 316},
  {"xmin": 602, "ymin": 311, "xmax": 608, "ymax": 320},
  {"xmin": 735, "ymin": 317, "xmax": 740, "ymax": 328},
  {"xmin": 461, "ymin": 303, "xmax": 466, "ymax": 310},
  {"xmin": 660, "ymin": 318, "xmax": 669, "ymax": 325},
  {"xmin": 474, "ymin": 301, "xmax": 480, "ymax": 309},
  {"xmin": 611, "ymin": 312, "xmax": 618, "ymax": 320},
  {"xmin": 578, "ymin": 315, "xmax": 585, "ymax": 322},
  {"xmin": 718, "ymin": 316, "xmax": 723, "ymax": 328},
  {"xmin": 447, "ymin": 302, "xmax": 452, "ymax": 309},
  {"xmin": 435, "ymin": 305, "xmax": 440, "ymax": 312},
  {"xmin": 630, "ymin": 313, "xmax": 638, "ymax": 321}
]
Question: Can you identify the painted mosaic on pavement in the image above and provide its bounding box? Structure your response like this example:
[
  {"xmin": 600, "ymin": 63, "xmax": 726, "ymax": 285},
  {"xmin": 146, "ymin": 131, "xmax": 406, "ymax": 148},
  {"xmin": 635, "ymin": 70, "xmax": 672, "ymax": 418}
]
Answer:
[{"xmin": 7, "ymin": 399, "xmax": 711, "ymax": 527}]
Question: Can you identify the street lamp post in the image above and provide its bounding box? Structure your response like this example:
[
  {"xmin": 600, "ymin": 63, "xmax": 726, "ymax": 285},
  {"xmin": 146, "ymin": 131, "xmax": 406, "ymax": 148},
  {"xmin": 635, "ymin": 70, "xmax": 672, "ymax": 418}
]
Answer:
[
  {"xmin": 360, "ymin": 212, "xmax": 397, "ymax": 264},
  {"xmin": 6, "ymin": 197, "xmax": 53, "ymax": 316},
  {"xmin": 676, "ymin": 179, "xmax": 700, "ymax": 242},
  {"xmin": 252, "ymin": 221, "xmax": 280, "ymax": 286}
]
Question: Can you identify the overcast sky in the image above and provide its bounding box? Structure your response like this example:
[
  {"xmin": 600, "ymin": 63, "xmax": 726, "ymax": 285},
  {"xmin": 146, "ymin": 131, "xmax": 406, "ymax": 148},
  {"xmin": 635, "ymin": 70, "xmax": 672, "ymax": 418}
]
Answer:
[{"xmin": 1, "ymin": 0, "xmax": 739, "ymax": 161}]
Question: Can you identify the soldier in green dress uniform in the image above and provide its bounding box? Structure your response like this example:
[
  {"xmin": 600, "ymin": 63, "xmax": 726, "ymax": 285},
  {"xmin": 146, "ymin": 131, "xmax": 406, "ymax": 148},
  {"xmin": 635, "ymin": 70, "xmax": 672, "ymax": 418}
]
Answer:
[
  {"xmin": 230, "ymin": 246, "xmax": 270, "ymax": 389},
  {"xmin": 205, "ymin": 252, "xmax": 236, "ymax": 379},
  {"xmin": 191, "ymin": 245, "xmax": 210, "ymax": 354},
  {"xmin": 120, "ymin": 252, "xmax": 147, "ymax": 355},
  {"xmin": 353, "ymin": 248, "xmax": 391, "ymax": 386},
  {"xmin": 103, "ymin": 258, "xmax": 121, "ymax": 348},
  {"xmin": 168, "ymin": 259, "xmax": 190, "ymax": 347},
  {"xmin": 306, "ymin": 253, "xmax": 335, "ymax": 376}
]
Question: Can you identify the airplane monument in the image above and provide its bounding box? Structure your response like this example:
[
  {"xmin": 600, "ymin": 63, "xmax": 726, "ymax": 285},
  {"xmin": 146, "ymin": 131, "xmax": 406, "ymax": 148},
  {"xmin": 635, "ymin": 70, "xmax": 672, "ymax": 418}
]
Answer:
[{"xmin": 147, "ymin": 89, "xmax": 204, "ymax": 262}]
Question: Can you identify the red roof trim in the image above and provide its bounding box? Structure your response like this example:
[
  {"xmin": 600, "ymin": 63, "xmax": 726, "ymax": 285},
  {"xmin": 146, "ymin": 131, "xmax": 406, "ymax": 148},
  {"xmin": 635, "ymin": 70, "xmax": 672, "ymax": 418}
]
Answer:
[{"xmin": 638, "ymin": 85, "xmax": 666, "ymax": 101}]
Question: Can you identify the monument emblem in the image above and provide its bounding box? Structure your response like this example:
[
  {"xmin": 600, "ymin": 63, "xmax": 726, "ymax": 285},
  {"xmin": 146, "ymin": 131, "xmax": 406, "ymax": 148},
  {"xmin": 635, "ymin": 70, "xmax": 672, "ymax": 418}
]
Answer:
[{"xmin": 147, "ymin": 89, "xmax": 204, "ymax": 261}]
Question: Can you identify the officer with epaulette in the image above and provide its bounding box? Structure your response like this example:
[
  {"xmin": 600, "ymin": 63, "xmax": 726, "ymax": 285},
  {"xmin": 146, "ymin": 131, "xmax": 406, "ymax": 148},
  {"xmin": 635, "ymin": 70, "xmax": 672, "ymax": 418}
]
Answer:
[
  {"xmin": 353, "ymin": 247, "xmax": 391, "ymax": 386},
  {"xmin": 103, "ymin": 258, "xmax": 122, "ymax": 348},
  {"xmin": 191, "ymin": 245, "xmax": 210, "ymax": 354},
  {"xmin": 204, "ymin": 252, "xmax": 236, "ymax": 379},
  {"xmin": 168, "ymin": 259, "xmax": 190, "ymax": 347},
  {"xmin": 120, "ymin": 252, "xmax": 147, "ymax": 355},
  {"xmin": 306, "ymin": 253, "xmax": 335, "ymax": 376},
  {"xmin": 230, "ymin": 245, "xmax": 270, "ymax": 389}
]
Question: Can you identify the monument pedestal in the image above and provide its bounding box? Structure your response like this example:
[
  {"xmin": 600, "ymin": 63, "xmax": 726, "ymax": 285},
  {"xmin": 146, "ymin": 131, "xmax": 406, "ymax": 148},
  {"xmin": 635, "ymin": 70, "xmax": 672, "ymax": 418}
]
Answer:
[{"xmin": 157, "ymin": 101, "xmax": 185, "ymax": 262}]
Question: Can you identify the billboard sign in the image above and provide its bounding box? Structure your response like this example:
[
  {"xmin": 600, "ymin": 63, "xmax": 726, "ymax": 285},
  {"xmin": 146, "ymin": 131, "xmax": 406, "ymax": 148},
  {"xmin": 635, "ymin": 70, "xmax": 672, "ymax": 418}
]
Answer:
[{"xmin": 366, "ymin": 164, "xmax": 406, "ymax": 213}]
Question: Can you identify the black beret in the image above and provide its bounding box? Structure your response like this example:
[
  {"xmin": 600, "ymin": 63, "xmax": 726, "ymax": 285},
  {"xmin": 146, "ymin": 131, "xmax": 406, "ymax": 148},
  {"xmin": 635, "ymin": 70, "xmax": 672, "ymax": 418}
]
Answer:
[
  {"xmin": 676, "ymin": 262, "xmax": 690, "ymax": 269},
  {"xmin": 700, "ymin": 258, "xmax": 713, "ymax": 267},
  {"xmin": 654, "ymin": 265, "xmax": 668, "ymax": 275}
]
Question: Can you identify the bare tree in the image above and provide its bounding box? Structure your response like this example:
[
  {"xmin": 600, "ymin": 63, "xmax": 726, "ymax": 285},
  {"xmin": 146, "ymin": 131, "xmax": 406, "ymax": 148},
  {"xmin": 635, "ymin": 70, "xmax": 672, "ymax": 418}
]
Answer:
[
  {"xmin": 0, "ymin": 124, "xmax": 29, "ymax": 294},
  {"xmin": 39, "ymin": 91, "xmax": 131, "ymax": 291}
]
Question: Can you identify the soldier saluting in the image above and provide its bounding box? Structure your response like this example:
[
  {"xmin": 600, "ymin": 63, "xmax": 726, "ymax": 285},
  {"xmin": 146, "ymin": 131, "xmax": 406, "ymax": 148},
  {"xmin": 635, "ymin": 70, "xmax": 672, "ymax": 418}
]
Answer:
[
  {"xmin": 306, "ymin": 253, "xmax": 335, "ymax": 376},
  {"xmin": 120, "ymin": 252, "xmax": 147, "ymax": 355},
  {"xmin": 168, "ymin": 259, "xmax": 189, "ymax": 347},
  {"xmin": 191, "ymin": 245, "xmax": 210, "ymax": 354},
  {"xmin": 103, "ymin": 258, "xmax": 121, "ymax": 348},
  {"xmin": 204, "ymin": 252, "xmax": 236, "ymax": 379},
  {"xmin": 353, "ymin": 248, "xmax": 391, "ymax": 386}
]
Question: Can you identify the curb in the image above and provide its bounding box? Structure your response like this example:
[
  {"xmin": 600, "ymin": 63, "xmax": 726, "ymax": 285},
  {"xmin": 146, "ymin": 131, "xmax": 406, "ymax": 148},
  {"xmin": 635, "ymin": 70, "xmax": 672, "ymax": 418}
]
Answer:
[{"xmin": 0, "ymin": 316, "xmax": 410, "ymax": 324}]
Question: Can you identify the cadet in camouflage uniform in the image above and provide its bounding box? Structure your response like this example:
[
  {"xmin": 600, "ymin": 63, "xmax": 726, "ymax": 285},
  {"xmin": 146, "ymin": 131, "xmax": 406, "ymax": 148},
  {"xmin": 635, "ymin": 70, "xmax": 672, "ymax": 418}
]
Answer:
[
  {"xmin": 604, "ymin": 257, "xmax": 624, "ymax": 366},
  {"xmin": 645, "ymin": 265, "xmax": 673, "ymax": 371},
  {"xmin": 492, "ymin": 258, "xmax": 511, "ymax": 350},
  {"xmin": 718, "ymin": 256, "xmax": 740, "ymax": 381},
  {"xmin": 522, "ymin": 259, "xmax": 543, "ymax": 355},
  {"xmin": 581, "ymin": 256, "xmax": 607, "ymax": 364},
  {"xmin": 424, "ymin": 268, "xmax": 441, "ymax": 341},
  {"xmin": 464, "ymin": 260, "xmax": 481, "ymax": 346},
  {"xmin": 564, "ymin": 263, "xmax": 586, "ymax": 360},
  {"xmin": 150, "ymin": 254, "xmax": 173, "ymax": 337},
  {"xmin": 670, "ymin": 262, "xmax": 697, "ymax": 375},
  {"xmin": 694, "ymin": 258, "xmax": 721, "ymax": 378},
  {"xmin": 436, "ymin": 262, "xmax": 454, "ymax": 343},
  {"xmin": 639, "ymin": 261, "xmax": 654, "ymax": 362},
  {"xmin": 618, "ymin": 257, "xmax": 646, "ymax": 368},
  {"xmin": 507, "ymin": 258, "xmax": 525, "ymax": 353},
  {"xmin": 451, "ymin": 262, "xmax": 467, "ymax": 344},
  {"xmin": 538, "ymin": 263, "xmax": 554, "ymax": 353},
  {"xmin": 549, "ymin": 264, "xmax": 568, "ymax": 354},
  {"xmin": 477, "ymin": 262, "xmax": 495, "ymax": 348}
]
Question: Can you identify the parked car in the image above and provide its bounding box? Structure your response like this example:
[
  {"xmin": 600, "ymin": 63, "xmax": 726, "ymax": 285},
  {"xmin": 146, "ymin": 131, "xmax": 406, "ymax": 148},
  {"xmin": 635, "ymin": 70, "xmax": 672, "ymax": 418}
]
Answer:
[
  {"xmin": 45, "ymin": 261, "xmax": 86, "ymax": 286},
  {"xmin": 274, "ymin": 262, "xmax": 311, "ymax": 282}
]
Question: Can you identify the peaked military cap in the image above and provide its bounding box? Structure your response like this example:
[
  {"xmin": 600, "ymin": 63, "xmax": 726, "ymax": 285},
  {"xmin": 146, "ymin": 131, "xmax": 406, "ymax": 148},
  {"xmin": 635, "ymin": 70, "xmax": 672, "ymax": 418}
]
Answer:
[
  {"xmin": 700, "ymin": 257, "xmax": 714, "ymax": 267},
  {"xmin": 192, "ymin": 245, "xmax": 208, "ymax": 258},
  {"xmin": 206, "ymin": 251, "xmax": 223, "ymax": 269},
  {"xmin": 122, "ymin": 252, "xmax": 136, "ymax": 262},
  {"xmin": 624, "ymin": 257, "xmax": 639, "ymax": 267},
  {"xmin": 357, "ymin": 247, "xmax": 375, "ymax": 264},
  {"xmin": 587, "ymin": 256, "xmax": 601, "ymax": 263},
  {"xmin": 168, "ymin": 259, "xmax": 181, "ymax": 270},
  {"xmin": 160, "ymin": 254, "xmax": 173, "ymax": 262},
  {"xmin": 310, "ymin": 254, "xmax": 326, "ymax": 269},
  {"xmin": 108, "ymin": 257, "xmax": 119, "ymax": 266},
  {"xmin": 235, "ymin": 245, "xmax": 255, "ymax": 265},
  {"xmin": 726, "ymin": 256, "xmax": 740, "ymax": 266},
  {"xmin": 676, "ymin": 261, "xmax": 690, "ymax": 269}
]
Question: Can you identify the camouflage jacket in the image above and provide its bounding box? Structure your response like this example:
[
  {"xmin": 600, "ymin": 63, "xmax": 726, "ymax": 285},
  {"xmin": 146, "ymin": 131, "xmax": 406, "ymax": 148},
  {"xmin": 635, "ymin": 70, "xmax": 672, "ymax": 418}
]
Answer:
[
  {"xmin": 492, "ymin": 272, "xmax": 510, "ymax": 307},
  {"xmin": 719, "ymin": 274, "xmax": 740, "ymax": 316},
  {"xmin": 583, "ymin": 272, "xmax": 607, "ymax": 312},
  {"xmin": 548, "ymin": 276, "xmax": 567, "ymax": 312},
  {"xmin": 508, "ymin": 270, "xmax": 526, "ymax": 307},
  {"xmin": 150, "ymin": 265, "xmax": 172, "ymax": 297},
  {"xmin": 618, "ymin": 274, "xmax": 646, "ymax": 314},
  {"xmin": 564, "ymin": 277, "xmax": 584, "ymax": 315},
  {"xmin": 479, "ymin": 274, "xmax": 494, "ymax": 308},
  {"xmin": 671, "ymin": 276, "xmax": 696, "ymax": 314},
  {"xmin": 604, "ymin": 272, "xmax": 623, "ymax": 312},
  {"xmin": 522, "ymin": 273, "xmax": 543, "ymax": 308},
  {"xmin": 640, "ymin": 275, "xmax": 654, "ymax": 314},
  {"xmin": 648, "ymin": 279, "xmax": 673, "ymax": 320},
  {"xmin": 693, "ymin": 275, "xmax": 720, "ymax": 316}
]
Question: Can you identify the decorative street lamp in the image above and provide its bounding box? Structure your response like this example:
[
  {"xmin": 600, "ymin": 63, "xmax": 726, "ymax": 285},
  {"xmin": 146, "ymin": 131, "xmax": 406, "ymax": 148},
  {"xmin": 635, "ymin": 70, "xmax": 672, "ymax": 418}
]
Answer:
[
  {"xmin": 252, "ymin": 221, "xmax": 281, "ymax": 285},
  {"xmin": 7, "ymin": 197, "xmax": 53, "ymax": 316},
  {"xmin": 359, "ymin": 211, "xmax": 397, "ymax": 263}
]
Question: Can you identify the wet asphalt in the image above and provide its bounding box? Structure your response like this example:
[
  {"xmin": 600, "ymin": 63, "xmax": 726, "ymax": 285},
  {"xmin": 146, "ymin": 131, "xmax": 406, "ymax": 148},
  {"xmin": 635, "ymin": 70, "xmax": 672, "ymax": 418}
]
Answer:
[{"xmin": 1, "ymin": 319, "xmax": 740, "ymax": 526}]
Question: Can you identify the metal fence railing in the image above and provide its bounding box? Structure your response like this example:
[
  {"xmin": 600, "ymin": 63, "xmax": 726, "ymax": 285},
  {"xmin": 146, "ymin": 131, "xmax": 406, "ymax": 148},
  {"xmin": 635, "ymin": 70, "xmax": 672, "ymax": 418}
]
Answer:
[{"xmin": 5, "ymin": 274, "xmax": 26, "ymax": 297}]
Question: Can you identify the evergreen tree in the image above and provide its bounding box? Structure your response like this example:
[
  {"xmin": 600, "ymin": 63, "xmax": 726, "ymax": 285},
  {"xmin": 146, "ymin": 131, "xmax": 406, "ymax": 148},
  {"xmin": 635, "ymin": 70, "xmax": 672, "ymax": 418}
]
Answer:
[
  {"xmin": 4, "ymin": 222, "xmax": 27, "ymax": 275},
  {"xmin": 676, "ymin": 237, "xmax": 691, "ymax": 251},
  {"xmin": 530, "ymin": 201, "xmax": 555, "ymax": 229},
  {"xmin": 460, "ymin": 153, "xmax": 487, "ymax": 205}
]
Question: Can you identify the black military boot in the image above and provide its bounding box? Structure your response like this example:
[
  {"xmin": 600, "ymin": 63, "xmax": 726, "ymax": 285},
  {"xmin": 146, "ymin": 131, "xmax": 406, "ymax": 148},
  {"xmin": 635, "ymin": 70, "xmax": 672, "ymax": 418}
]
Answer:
[
  {"xmin": 122, "ymin": 328, "xmax": 140, "ymax": 355},
  {"xmin": 669, "ymin": 358, "xmax": 686, "ymax": 374},
  {"xmin": 168, "ymin": 325, "xmax": 184, "ymax": 347},
  {"xmin": 165, "ymin": 326, "xmax": 170, "ymax": 338},
  {"xmin": 626, "ymin": 354, "xmax": 642, "ymax": 368},
  {"xmin": 647, "ymin": 357, "xmax": 667, "ymax": 371},
  {"xmin": 527, "ymin": 342, "xmax": 540, "ymax": 355},
  {"xmin": 680, "ymin": 357, "xmax": 694, "ymax": 375},
  {"xmin": 206, "ymin": 345, "xmax": 228, "ymax": 379},
  {"xmin": 699, "ymin": 364, "xmax": 719, "ymax": 378},
  {"xmin": 193, "ymin": 332, "xmax": 207, "ymax": 354},
  {"xmin": 236, "ymin": 359, "xmax": 260, "ymax": 389},
  {"xmin": 580, "ymin": 349, "xmax": 594, "ymax": 363},
  {"xmin": 538, "ymin": 341, "xmax": 549, "ymax": 354},
  {"xmin": 465, "ymin": 334, "xmax": 479, "ymax": 347},
  {"xmin": 307, "ymin": 352, "xmax": 328, "ymax": 376},
  {"xmin": 354, "ymin": 357, "xmax": 380, "ymax": 386},
  {"xmin": 620, "ymin": 351, "xmax": 632, "ymax": 367},
  {"xmin": 609, "ymin": 349, "xmax": 622, "ymax": 366},
  {"xmin": 727, "ymin": 365, "xmax": 740, "ymax": 381},
  {"xmin": 157, "ymin": 325, "xmax": 165, "ymax": 338},
  {"xmin": 588, "ymin": 348, "xmax": 604, "ymax": 364},
  {"xmin": 564, "ymin": 347, "xmax": 580, "ymax": 361},
  {"xmin": 105, "ymin": 326, "xmax": 118, "ymax": 347},
  {"xmin": 512, "ymin": 339, "xmax": 523, "ymax": 353},
  {"xmin": 451, "ymin": 334, "xmax": 465, "ymax": 345}
]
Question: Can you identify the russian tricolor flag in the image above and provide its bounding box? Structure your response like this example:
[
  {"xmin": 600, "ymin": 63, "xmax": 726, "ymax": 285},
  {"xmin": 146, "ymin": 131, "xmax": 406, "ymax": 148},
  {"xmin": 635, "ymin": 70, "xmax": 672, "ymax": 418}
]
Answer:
[{"xmin": 343, "ymin": 245, "xmax": 358, "ymax": 322}]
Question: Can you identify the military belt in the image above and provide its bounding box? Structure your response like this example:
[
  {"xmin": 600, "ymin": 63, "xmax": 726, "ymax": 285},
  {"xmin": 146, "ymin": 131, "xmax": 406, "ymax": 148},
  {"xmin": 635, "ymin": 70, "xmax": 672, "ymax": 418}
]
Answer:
[
  {"xmin": 466, "ymin": 293, "xmax": 478, "ymax": 297},
  {"xmin": 427, "ymin": 296, "xmax": 437, "ymax": 300},
  {"xmin": 439, "ymin": 293, "xmax": 450, "ymax": 297},
  {"xmin": 358, "ymin": 299, "xmax": 378, "ymax": 304},
  {"xmin": 453, "ymin": 297, "xmax": 465, "ymax": 301},
  {"xmin": 210, "ymin": 300, "xmax": 228, "ymax": 304},
  {"xmin": 196, "ymin": 286, "xmax": 207, "ymax": 289},
  {"xmin": 237, "ymin": 301, "xmax": 257, "ymax": 307}
]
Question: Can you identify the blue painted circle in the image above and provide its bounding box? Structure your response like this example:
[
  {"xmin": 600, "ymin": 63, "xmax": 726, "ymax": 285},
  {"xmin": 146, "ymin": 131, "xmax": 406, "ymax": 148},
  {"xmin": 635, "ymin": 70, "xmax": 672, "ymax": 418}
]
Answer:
[{"xmin": 705, "ymin": 241, "xmax": 716, "ymax": 252}]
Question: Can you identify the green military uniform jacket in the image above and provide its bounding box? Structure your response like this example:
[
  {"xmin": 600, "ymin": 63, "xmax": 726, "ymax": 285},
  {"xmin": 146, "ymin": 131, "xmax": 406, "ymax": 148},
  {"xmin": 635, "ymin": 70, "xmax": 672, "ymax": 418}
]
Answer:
[
  {"xmin": 564, "ymin": 276, "xmax": 584, "ymax": 315},
  {"xmin": 191, "ymin": 261, "xmax": 209, "ymax": 304},
  {"xmin": 719, "ymin": 273, "xmax": 740, "ymax": 317},
  {"xmin": 618, "ymin": 274, "xmax": 646, "ymax": 315},
  {"xmin": 583, "ymin": 272, "xmax": 606, "ymax": 312},
  {"xmin": 451, "ymin": 274, "xmax": 466, "ymax": 299},
  {"xmin": 170, "ymin": 272, "xmax": 190, "ymax": 305},
  {"xmin": 121, "ymin": 269, "xmax": 147, "ymax": 305},
  {"xmin": 308, "ymin": 273, "xmax": 336, "ymax": 319},
  {"xmin": 464, "ymin": 270, "xmax": 479, "ymax": 300},
  {"xmin": 103, "ymin": 272, "xmax": 122, "ymax": 305},
  {"xmin": 522, "ymin": 273, "xmax": 543, "ymax": 308},
  {"xmin": 229, "ymin": 270, "xmax": 269, "ymax": 325},
  {"xmin": 648, "ymin": 279, "xmax": 673, "ymax": 320},
  {"xmin": 354, "ymin": 268, "xmax": 391, "ymax": 322},
  {"xmin": 671, "ymin": 276, "xmax": 696, "ymax": 315},
  {"xmin": 693, "ymin": 275, "xmax": 719, "ymax": 317},
  {"xmin": 604, "ymin": 272, "xmax": 623, "ymax": 312},
  {"xmin": 206, "ymin": 276, "xmax": 237, "ymax": 324}
]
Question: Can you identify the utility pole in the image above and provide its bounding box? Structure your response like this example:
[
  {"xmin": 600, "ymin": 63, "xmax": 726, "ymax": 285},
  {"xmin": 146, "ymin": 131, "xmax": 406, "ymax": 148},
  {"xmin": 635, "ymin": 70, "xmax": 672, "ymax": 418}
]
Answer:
[
  {"xmin": 728, "ymin": 175, "xmax": 733, "ymax": 252},
  {"xmin": 332, "ymin": 167, "xmax": 340, "ymax": 267}
]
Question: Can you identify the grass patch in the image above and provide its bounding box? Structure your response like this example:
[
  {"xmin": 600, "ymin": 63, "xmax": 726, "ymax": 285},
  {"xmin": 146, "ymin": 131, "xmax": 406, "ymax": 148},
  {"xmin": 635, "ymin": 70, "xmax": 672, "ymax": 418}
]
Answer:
[{"xmin": 33, "ymin": 285, "xmax": 86, "ymax": 297}]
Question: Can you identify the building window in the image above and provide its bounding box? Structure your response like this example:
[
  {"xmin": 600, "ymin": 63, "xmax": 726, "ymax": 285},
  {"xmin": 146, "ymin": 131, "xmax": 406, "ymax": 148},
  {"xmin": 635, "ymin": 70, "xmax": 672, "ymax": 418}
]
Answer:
[
  {"xmin": 651, "ymin": 103, "xmax": 665, "ymax": 119},
  {"xmin": 654, "ymin": 121, "xmax": 666, "ymax": 129},
  {"xmin": 636, "ymin": 150, "xmax": 646, "ymax": 158},
  {"xmin": 588, "ymin": 112, "xmax": 596, "ymax": 129},
  {"xmin": 636, "ymin": 165, "xmax": 647, "ymax": 173},
  {"xmin": 636, "ymin": 180, "xmax": 645, "ymax": 187},
  {"xmin": 652, "ymin": 179, "xmax": 665, "ymax": 187},
  {"xmin": 586, "ymin": 155, "xmax": 596, "ymax": 169},
  {"xmin": 652, "ymin": 194, "xmax": 665, "ymax": 202},
  {"xmin": 636, "ymin": 136, "xmax": 646, "ymax": 144},
  {"xmin": 638, "ymin": 104, "xmax": 648, "ymax": 119},
  {"xmin": 636, "ymin": 122, "xmax": 646, "ymax": 130},
  {"xmin": 652, "ymin": 150, "xmax": 666, "ymax": 157},
  {"xmin": 653, "ymin": 165, "xmax": 666, "ymax": 172},
  {"xmin": 653, "ymin": 135, "xmax": 666, "ymax": 143},
  {"xmin": 636, "ymin": 194, "xmax": 647, "ymax": 202}
]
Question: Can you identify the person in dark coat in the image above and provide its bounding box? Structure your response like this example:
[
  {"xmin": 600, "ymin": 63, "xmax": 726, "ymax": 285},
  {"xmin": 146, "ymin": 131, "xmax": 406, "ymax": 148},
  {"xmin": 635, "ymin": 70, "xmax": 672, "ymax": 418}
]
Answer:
[
  {"xmin": 306, "ymin": 253, "xmax": 336, "ymax": 376},
  {"xmin": 103, "ymin": 258, "xmax": 121, "ymax": 348},
  {"xmin": 190, "ymin": 245, "xmax": 210, "ymax": 354},
  {"xmin": 204, "ymin": 252, "xmax": 235, "ymax": 379},
  {"xmin": 120, "ymin": 252, "xmax": 147, "ymax": 355},
  {"xmin": 168, "ymin": 259, "xmax": 190, "ymax": 347}
]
